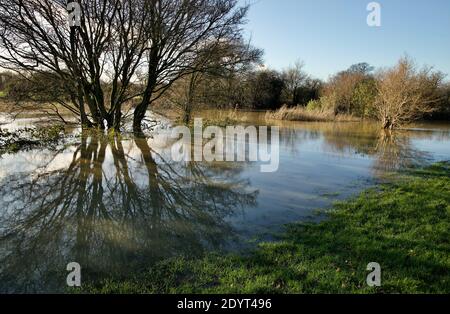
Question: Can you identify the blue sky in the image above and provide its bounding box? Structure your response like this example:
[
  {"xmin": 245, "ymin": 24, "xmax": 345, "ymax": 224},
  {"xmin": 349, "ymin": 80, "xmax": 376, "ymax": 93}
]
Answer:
[{"xmin": 242, "ymin": 0, "xmax": 450, "ymax": 80}]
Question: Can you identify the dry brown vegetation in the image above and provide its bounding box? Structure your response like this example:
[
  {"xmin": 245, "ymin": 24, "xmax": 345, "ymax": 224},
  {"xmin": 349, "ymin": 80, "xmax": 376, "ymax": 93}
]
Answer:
[
  {"xmin": 374, "ymin": 57, "xmax": 444, "ymax": 129},
  {"xmin": 265, "ymin": 105, "xmax": 359, "ymax": 122}
]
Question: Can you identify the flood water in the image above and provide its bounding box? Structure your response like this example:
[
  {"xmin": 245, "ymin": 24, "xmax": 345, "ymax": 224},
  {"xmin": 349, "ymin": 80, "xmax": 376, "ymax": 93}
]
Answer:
[{"xmin": 1, "ymin": 112, "xmax": 450, "ymax": 292}]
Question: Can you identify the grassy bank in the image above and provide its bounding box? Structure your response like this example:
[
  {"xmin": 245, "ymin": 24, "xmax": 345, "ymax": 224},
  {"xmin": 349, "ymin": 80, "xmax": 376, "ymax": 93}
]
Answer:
[
  {"xmin": 82, "ymin": 162, "xmax": 450, "ymax": 294},
  {"xmin": 266, "ymin": 105, "xmax": 360, "ymax": 122}
]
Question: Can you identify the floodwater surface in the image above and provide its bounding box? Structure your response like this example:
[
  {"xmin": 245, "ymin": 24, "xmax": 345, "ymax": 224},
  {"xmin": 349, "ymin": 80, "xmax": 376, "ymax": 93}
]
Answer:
[{"xmin": 1, "ymin": 112, "xmax": 450, "ymax": 292}]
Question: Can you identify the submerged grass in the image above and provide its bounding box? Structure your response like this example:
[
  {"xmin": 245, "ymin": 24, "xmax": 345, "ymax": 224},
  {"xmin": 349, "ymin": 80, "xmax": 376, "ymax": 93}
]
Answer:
[
  {"xmin": 81, "ymin": 162, "xmax": 450, "ymax": 294},
  {"xmin": 266, "ymin": 105, "xmax": 359, "ymax": 122},
  {"xmin": 0, "ymin": 125, "xmax": 65, "ymax": 154}
]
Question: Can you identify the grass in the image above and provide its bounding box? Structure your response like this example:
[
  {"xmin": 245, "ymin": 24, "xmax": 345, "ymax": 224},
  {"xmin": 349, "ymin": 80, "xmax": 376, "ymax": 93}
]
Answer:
[
  {"xmin": 266, "ymin": 105, "xmax": 360, "ymax": 122},
  {"xmin": 80, "ymin": 162, "xmax": 450, "ymax": 294},
  {"xmin": 178, "ymin": 108, "xmax": 251, "ymax": 128}
]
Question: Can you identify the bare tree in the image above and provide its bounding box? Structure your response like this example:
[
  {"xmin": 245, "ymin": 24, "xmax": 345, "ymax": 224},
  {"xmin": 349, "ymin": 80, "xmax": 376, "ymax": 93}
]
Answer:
[
  {"xmin": 0, "ymin": 0, "xmax": 152, "ymax": 129},
  {"xmin": 374, "ymin": 57, "xmax": 444, "ymax": 129},
  {"xmin": 165, "ymin": 40, "xmax": 262, "ymax": 123},
  {"xmin": 281, "ymin": 60, "xmax": 307, "ymax": 105},
  {"xmin": 131, "ymin": 0, "xmax": 254, "ymax": 133},
  {"xmin": 0, "ymin": 0, "xmax": 252, "ymax": 133}
]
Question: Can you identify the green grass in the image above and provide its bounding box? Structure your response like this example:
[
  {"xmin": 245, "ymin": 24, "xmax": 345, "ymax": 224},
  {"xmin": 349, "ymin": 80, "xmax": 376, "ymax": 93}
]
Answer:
[{"xmin": 81, "ymin": 162, "xmax": 450, "ymax": 294}]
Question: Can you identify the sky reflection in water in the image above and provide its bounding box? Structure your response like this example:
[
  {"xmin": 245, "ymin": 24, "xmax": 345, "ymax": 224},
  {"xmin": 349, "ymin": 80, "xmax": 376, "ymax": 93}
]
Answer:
[{"xmin": 1, "ymin": 115, "xmax": 450, "ymax": 292}]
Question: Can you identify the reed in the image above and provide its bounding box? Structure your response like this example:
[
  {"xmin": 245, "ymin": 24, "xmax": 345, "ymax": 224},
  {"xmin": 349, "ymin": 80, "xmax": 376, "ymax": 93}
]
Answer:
[{"xmin": 265, "ymin": 105, "xmax": 359, "ymax": 122}]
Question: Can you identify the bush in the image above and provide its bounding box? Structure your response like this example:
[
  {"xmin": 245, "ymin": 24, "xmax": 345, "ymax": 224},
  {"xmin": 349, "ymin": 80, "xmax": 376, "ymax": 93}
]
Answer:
[
  {"xmin": 351, "ymin": 78, "xmax": 377, "ymax": 118},
  {"xmin": 306, "ymin": 99, "xmax": 322, "ymax": 111},
  {"xmin": 374, "ymin": 57, "xmax": 444, "ymax": 129},
  {"xmin": 0, "ymin": 125, "xmax": 65, "ymax": 154}
]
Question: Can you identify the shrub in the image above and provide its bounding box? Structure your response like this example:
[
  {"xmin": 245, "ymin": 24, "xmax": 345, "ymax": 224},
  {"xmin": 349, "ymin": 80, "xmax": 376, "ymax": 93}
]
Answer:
[{"xmin": 306, "ymin": 99, "xmax": 322, "ymax": 111}]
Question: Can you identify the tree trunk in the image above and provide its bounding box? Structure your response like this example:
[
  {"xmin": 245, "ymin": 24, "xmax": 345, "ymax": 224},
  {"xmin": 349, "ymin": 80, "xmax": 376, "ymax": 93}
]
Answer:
[
  {"xmin": 84, "ymin": 91, "xmax": 103, "ymax": 127},
  {"xmin": 133, "ymin": 102, "xmax": 147, "ymax": 135},
  {"xmin": 133, "ymin": 75, "xmax": 157, "ymax": 134},
  {"xmin": 77, "ymin": 96, "xmax": 92, "ymax": 128},
  {"xmin": 382, "ymin": 116, "xmax": 393, "ymax": 129},
  {"xmin": 112, "ymin": 105, "xmax": 122, "ymax": 131},
  {"xmin": 182, "ymin": 104, "xmax": 192, "ymax": 124},
  {"xmin": 70, "ymin": 93, "xmax": 92, "ymax": 128},
  {"xmin": 133, "ymin": 48, "xmax": 159, "ymax": 135}
]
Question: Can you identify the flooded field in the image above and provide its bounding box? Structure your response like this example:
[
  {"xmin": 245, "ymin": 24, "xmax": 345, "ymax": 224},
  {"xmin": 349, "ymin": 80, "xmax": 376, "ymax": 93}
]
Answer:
[{"xmin": 1, "ymin": 112, "xmax": 449, "ymax": 292}]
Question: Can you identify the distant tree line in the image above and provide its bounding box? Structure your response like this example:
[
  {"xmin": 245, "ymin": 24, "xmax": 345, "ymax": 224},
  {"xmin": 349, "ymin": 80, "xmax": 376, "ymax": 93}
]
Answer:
[
  {"xmin": 157, "ymin": 57, "xmax": 450, "ymax": 128},
  {"xmin": 158, "ymin": 59, "xmax": 323, "ymax": 120}
]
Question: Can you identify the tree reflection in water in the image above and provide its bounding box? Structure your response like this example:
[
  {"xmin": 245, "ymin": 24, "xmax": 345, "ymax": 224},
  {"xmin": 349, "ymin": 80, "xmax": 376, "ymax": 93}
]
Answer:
[
  {"xmin": 0, "ymin": 133, "xmax": 258, "ymax": 293},
  {"xmin": 277, "ymin": 122, "xmax": 436, "ymax": 174}
]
